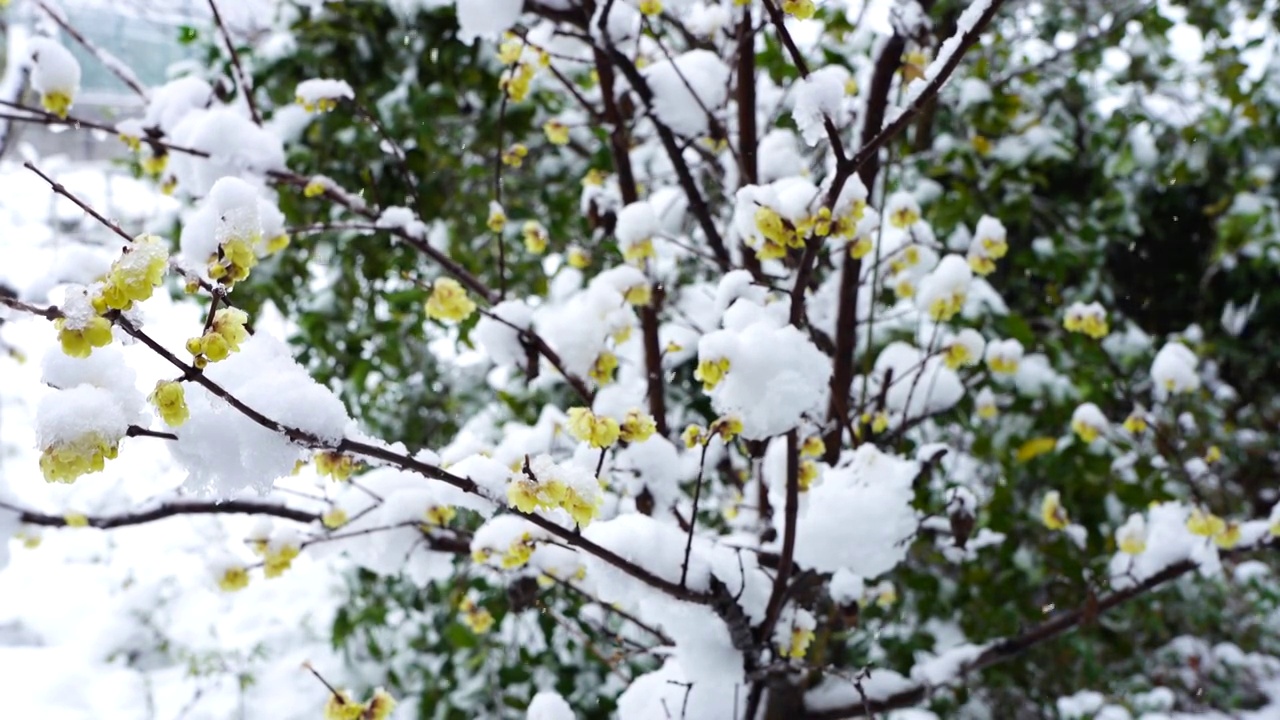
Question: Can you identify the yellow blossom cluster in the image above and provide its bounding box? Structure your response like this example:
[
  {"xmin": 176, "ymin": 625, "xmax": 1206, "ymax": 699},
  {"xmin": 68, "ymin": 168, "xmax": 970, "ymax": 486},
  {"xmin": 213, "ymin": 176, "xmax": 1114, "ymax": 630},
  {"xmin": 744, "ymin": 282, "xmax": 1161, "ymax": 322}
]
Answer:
[
  {"xmin": 296, "ymin": 95, "xmax": 340, "ymax": 113},
  {"xmin": 1186, "ymin": 507, "xmax": 1240, "ymax": 549},
  {"xmin": 695, "ymin": 357, "xmax": 730, "ymax": 391},
  {"xmin": 208, "ymin": 235, "xmax": 258, "ymax": 287},
  {"xmin": 425, "ymin": 278, "xmax": 477, "ymax": 322},
  {"xmin": 501, "ymin": 143, "xmax": 528, "ymax": 168},
  {"xmin": 566, "ymin": 407, "xmax": 620, "ymax": 448},
  {"xmin": 323, "ymin": 688, "xmax": 396, "ymax": 720},
  {"xmin": 1063, "ymin": 302, "xmax": 1109, "ymax": 339},
  {"xmin": 567, "ymin": 246, "xmax": 591, "ymax": 268},
  {"xmin": 781, "ymin": 0, "xmax": 816, "ymax": 19},
  {"xmin": 94, "ymin": 234, "xmax": 169, "ymax": 312},
  {"xmin": 316, "ymin": 451, "xmax": 359, "ymax": 481},
  {"xmin": 522, "ymin": 221, "xmax": 549, "ymax": 254},
  {"xmin": 39, "ymin": 433, "xmax": 119, "ymax": 484},
  {"xmin": 149, "ymin": 380, "xmax": 189, "ymax": 427},
  {"xmin": 186, "ymin": 307, "xmax": 250, "ymax": 367},
  {"xmin": 620, "ymin": 409, "xmax": 658, "ymax": 443},
  {"xmin": 423, "ymin": 504, "xmax": 456, "ymax": 528},
  {"xmin": 590, "ymin": 351, "xmax": 619, "ymax": 384},
  {"xmin": 1041, "ymin": 490, "xmax": 1069, "ymax": 530},
  {"xmin": 322, "ymin": 508, "xmax": 348, "ymax": 529},
  {"xmin": 263, "ymin": 542, "xmax": 300, "ymax": 578},
  {"xmin": 543, "ymin": 120, "xmax": 570, "ymax": 145},
  {"xmin": 507, "ymin": 453, "xmax": 605, "ymax": 527},
  {"xmin": 55, "ymin": 315, "xmax": 114, "ymax": 358},
  {"xmin": 217, "ymin": 565, "xmax": 250, "ymax": 593},
  {"xmin": 459, "ymin": 597, "xmax": 495, "ymax": 634}
]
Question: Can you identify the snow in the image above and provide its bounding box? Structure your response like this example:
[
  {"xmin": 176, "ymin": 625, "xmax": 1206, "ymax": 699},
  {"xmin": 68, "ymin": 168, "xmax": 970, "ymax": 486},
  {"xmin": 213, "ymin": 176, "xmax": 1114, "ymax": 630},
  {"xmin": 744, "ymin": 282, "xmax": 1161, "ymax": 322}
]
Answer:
[
  {"xmin": 642, "ymin": 50, "xmax": 730, "ymax": 137},
  {"xmin": 167, "ymin": 108, "xmax": 286, "ymax": 197},
  {"xmin": 697, "ymin": 319, "xmax": 830, "ymax": 440},
  {"xmin": 28, "ymin": 37, "xmax": 81, "ymax": 102},
  {"xmin": 295, "ymin": 78, "xmax": 355, "ymax": 105},
  {"xmin": 792, "ymin": 65, "xmax": 850, "ymax": 146},
  {"xmin": 455, "ymin": 0, "xmax": 524, "ymax": 44},
  {"xmin": 793, "ymin": 444, "xmax": 919, "ymax": 576}
]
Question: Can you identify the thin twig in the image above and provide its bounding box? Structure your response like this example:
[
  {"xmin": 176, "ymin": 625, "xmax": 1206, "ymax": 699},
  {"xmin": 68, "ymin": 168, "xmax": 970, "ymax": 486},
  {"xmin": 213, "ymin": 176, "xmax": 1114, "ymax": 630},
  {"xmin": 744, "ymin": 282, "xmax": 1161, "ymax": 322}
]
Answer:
[{"xmin": 207, "ymin": 0, "xmax": 261, "ymax": 124}]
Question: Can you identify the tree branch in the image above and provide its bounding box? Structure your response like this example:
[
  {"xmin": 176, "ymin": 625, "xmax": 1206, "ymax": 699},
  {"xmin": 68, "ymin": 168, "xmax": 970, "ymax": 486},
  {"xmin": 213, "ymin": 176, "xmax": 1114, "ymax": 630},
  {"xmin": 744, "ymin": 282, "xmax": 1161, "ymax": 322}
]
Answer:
[
  {"xmin": 809, "ymin": 541, "xmax": 1278, "ymax": 719},
  {"xmin": 207, "ymin": 0, "xmax": 261, "ymax": 125}
]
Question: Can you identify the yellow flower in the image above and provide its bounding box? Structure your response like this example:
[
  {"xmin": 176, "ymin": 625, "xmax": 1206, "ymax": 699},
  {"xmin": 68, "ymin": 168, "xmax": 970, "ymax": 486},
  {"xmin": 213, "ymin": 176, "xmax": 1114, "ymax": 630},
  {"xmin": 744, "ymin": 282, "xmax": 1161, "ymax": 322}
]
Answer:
[
  {"xmin": 501, "ymin": 143, "xmax": 528, "ymax": 168},
  {"xmin": 861, "ymin": 411, "xmax": 889, "ymax": 434},
  {"xmin": 624, "ymin": 283, "xmax": 652, "ymax": 306},
  {"xmin": 1071, "ymin": 418, "xmax": 1102, "ymax": 443},
  {"xmin": 797, "ymin": 460, "xmax": 819, "ymax": 491},
  {"xmin": 1186, "ymin": 507, "xmax": 1226, "ymax": 538},
  {"xmin": 499, "ymin": 62, "xmax": 535, "ymax": 102},
  {"xmin": 889, "ymin": 205, "xmax": 919, "ymax": 229},
  {"xmin": 322, "ymin": 508, "xmax": 348, "ymax": 529},
  {"xmin": 323, "ymin": 691, "xmax": 364, "ymax": 720},
  {"xmin": 487, "ymin": 202, "xmax": 508, "ymax": 233},
  {"xmin": 497, "ymin": 38, "xmax": 524, "ymax": 65},
  {"xmin": 217, "ymin": 566, "xmax": 250, "ymax": 593},
  {"xmin": 566, "ymin": 407, "xmax": 621, "ymax": 448},
  {"xmin": 567, "ymin": 246, "xmax": 591, "ymax": 268},
  {"xmin": 507, "ymin": 476, "xmax": 540, "ymax": 514},
  {"xmin": 624, "ymin": 237, "xmax": 655, "ymax": 263},
  {"xmin": 848, "ymin": 236, "xmax": 872, "ymax": 259},
  {"xmin": 590, "ymin": 351, "xmax": 618, "ymax": 384},
  {"xmin": 1214, "ymin": 521, "xmax": 1241, "ymax": 549},
  {"xmin": 781, "ymin": 0, "xmax": 815, "ymax": 19},
  {"xmin": 682, "ymin": 424, "xmax": 705, "ymax": 448},
  {"xmin": 781, "ymin": 626, "xmax": 815, "ymax": 659},
  {"xmin": 424, "ymin": 505, "xmax": 456, "ymax": 527},
  {"xmin": 695, "ymin": 357, "xmax": 730, "ymax": 391},
  {"xmin": 563, "ymin": 487, "xmax": 602, "ymax": 526},
  {"xmin": 968, "ymin": 254, "xmax": 996, "ymax": 276},
  {"xmin": 1204, "ymin": 445, "xmax": 1222, "ymax": 463},
  {"xmin": 40, "ymin": 433, "xmax": 119, "ymax": 483},
  {"xmin": 620, "ymin": 409, "xmax": 657, "ymax": 443},
  {"xmin": 639, "ymin": 0, "xmax": 663, "ymax": 15},
  {"xmin": 64, "ymin": 513, "xmax": 89, "ymax": 527},
  {"xmin": 800, "ymin": 436, "xmax": 825, "ymax": 457},
  {"xmin": 460, "ymin": 598, "xmax": 495, "ymax": 634},
  {"xmin": 1041, "ymin": 491, "xmax": 1069, "ymax": 531},
  {"xmin": 425, "ymin": 278, "xmax": 477, "ymax": 322},
  {"xmin": 188, "ymin": 308, "xmax": 250, "ymax": 363},
  {"xmin": 1119, "ymin": 532, "xmax": 1145, "ymax": 555},
  {"xmin": 263, "ymin": 543, "xmax": 300, "ymax": 578},
  {"xmin": 502, "ymin": 533, "xmax": 537, "ymax": 569},
  {"xmin": 303, "ymin": 179, "xmax": 327, "ymax": 197},
  {"xmin": 971, "ymin": 135, "xmax": 992, "ymax": 155},
  {"xmin": 544, "ymin": 120, "xmax": 570, "ymax": 145},
  {"xmin": 710, "ymin": 415, "xmax": 743, "ymax": 441},
  {"xmin": 149, "ymin": 380, "xmax": 189, "ymax": 427},
  {"xmin": 582, "ymin": 169, "xmax": 607, "ymax": 187},
  {"xmin": 1123, "ymin": 413, "xmax": 1148, "ymax": 434},
  {"xmin": 365, "ymin": 689, "xmax": 397, "ymax": 720},
  {"xmin": 41, "ymin": 90, "xmax": 73, "ymax": 118},
  {"xmin": 873, "ymin": 583, "xmax": 897, "ymax": 609},
  {"xmin": 522, "ymin": 221, "xmax": 549, "ymax": 254},
  {"xmin": 55, "ymin": 316, "xmax": 113, "ymax": 358},
  {"xmin": 140, "ymin": 153, "xmax": 167, "ymax": 178}
]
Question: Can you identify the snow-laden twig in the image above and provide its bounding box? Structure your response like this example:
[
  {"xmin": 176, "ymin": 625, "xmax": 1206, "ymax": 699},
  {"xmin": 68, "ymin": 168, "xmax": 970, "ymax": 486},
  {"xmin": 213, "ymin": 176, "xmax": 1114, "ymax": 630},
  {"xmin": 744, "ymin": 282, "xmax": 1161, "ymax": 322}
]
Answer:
[{"xmin": 809, "ymin": 539, "xmax": 1280, "ymax": 719}]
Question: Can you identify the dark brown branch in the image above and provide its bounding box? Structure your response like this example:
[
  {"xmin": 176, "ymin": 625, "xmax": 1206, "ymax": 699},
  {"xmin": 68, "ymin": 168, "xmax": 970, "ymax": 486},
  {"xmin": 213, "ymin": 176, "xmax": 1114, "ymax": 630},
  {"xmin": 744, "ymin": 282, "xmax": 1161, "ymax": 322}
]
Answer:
[
  {"xmin": 34, "ymin": 0, "xmax": 148, "ymax": 98},
  {"xmin": 0, "ymin": 294, "xmax": 62, "ymax": 320},
  {"xmin": 761, "ymin": 0, "xmax": 847, "ymax": 165},
  {"xmin": 8, "ymin": 499, "xmax": 319, "ymax": 530},
  {"xmin": 126, "ymin": 425, "xmax": 179, "ymax": 440},
  {"xmin": 758, "ymin": 430, "xmax": 801, "ymax": 649},
  {"xmin": 824, "ymin": 0, "xmax": 1007, "ymax": 208},
  {"xmin": 600, "ymin": 44, "xmax": 732, "ymax": 270},
  {"xmin": 809, "ymin": 541, "xmax": 1278, "ymax": 719},
  {"xmin": 25, "ymin": 161, "xmax": 133, "ymax": 243},
  {"xmin": 208, "ymin": 0, "xmax": 261, "ymax": 125}
]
